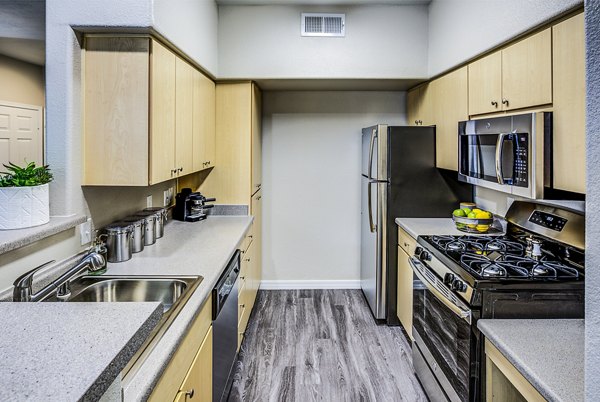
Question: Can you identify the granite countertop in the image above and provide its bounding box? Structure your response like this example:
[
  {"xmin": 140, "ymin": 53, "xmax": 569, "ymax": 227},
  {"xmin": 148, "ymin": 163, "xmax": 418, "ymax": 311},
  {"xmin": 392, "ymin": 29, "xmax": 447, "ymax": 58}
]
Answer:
[
  {"xmin": 105, "ymin": 216, "xmax": 253, "ymax": 401},
  {"xmin": 0, "ymin": 302, "xmax": 163, "ymax": 402},
  {"xmin": 478, "ymin": 319, "xmax": 584, "ymax": 402},
  {"xmin": 395, "ymin": 217, "xmax": 505, "ymax": 239},
  {"xmin": 0, "ymin": 215, "xmax": 87, "ymax": 255}
]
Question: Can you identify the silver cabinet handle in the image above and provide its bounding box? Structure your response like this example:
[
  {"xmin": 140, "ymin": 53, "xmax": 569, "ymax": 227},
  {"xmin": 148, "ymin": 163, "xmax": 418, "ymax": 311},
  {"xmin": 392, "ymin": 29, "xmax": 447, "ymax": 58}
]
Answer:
[
  {"xmin": 184, "ymin": 389, "xmax": 194, "ymax": 399},
  {"xmin": 491, "ymin": 101, "xmax": 498, "ymax": 107},
  {"xmin": 414, "ymin": 120, "xmax": 419, "ymax": 125},
  {"xmin": 179, "ymin": 167, "xmax": 183, "ymax": 172},
  {"xmin": 418, "ymin": 120, "xmax": 423, "ymax": 125},
  {"xmin": 502, "ymin": 98, "xmax": 509, "ymax": 106}
]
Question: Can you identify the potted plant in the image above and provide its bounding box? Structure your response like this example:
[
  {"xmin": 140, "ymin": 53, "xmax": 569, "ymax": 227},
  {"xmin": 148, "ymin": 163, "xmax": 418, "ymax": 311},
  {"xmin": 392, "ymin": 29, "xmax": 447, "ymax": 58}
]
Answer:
[{"xmin": 0, "ymin": 162, "xmax": 53, "ymax": 230}]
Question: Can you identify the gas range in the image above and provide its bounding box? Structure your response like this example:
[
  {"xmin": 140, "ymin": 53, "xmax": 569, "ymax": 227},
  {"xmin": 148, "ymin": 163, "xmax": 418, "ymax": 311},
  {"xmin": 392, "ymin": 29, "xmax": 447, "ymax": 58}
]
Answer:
[{"xmin": 410, "ymin": 201, "xmax": 585, "ymax": 402}]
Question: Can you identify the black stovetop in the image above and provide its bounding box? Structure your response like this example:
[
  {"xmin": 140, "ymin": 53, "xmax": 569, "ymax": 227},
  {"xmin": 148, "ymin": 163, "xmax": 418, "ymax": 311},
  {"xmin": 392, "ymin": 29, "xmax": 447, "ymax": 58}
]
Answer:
[{"xmin": 420, "ymin": 228, "xmax": 584, "ymax": 282}]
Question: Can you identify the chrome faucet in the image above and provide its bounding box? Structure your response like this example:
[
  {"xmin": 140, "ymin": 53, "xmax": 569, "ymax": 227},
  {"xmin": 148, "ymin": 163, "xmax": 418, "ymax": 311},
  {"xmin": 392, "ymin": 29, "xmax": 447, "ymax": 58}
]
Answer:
[{"xmin": 13, "ymin": 248, "xmax": 106, "ymax": 302}]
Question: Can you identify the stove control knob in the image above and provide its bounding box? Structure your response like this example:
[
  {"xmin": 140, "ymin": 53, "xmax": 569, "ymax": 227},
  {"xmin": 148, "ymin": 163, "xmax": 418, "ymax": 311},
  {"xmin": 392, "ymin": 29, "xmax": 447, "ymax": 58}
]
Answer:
[
  {"xmin": 452, "ymin": 280, "xmax": 467, "ymax": 293},
  {"xmin": 421, "ymin": 251, "xmax": 432, "ymax": 261},
  {"xmin": 414, "ymin": 246, "xmax": 423, "ymax": 258},
  {"xmin": 443, "ymin": 273, "xmax": 455, "ymax": 286}
]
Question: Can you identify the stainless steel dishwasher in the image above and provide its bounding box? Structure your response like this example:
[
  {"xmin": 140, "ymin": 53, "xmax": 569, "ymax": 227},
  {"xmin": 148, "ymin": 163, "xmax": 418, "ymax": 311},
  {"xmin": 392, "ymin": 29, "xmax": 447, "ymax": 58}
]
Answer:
[{"xmin": 212, "ymin": 250, "xmax": 241, "ymax": 402}]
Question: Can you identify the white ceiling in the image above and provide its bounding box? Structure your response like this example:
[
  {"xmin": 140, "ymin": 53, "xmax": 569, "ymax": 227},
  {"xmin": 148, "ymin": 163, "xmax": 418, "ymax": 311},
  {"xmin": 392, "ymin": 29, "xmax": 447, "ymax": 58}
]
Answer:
[{"xmin": 216, "ymin": 0, "xmax": 430, "ymax": 5}]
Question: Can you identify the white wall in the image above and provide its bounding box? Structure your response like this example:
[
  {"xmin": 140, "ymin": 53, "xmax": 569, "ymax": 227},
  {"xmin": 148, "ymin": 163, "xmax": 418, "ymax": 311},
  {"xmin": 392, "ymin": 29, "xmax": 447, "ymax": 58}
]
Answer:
[
  {"xmin": 427, "ymin": 0, "xmax": 582, "ymax": 76},
  {"xmin": 218, "ymin": 4, "xmax": 428, "ymax": 79},
  {"xmin": 261, "ymin": 91, "xmax": 406, "ymax": 287},
  {"xmin": 585, "ymin": 0, "xmax": 600, "ymax": 398},
  {"xmin": 153, "ymin": 0, "xmax": 219, "ymax": 76}
]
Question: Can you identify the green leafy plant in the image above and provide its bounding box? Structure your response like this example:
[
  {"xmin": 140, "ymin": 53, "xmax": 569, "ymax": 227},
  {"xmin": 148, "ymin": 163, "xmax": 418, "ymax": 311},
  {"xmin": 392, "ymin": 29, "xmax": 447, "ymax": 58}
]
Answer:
[{"xmin": 0, "ymin": 162, "xmax": 53, "ymax": 187}]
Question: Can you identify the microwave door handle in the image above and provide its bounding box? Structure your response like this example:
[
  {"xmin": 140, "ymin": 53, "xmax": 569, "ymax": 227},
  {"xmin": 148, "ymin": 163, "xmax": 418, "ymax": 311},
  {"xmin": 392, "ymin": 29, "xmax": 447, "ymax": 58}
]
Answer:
[
  {"xmin": 368, "ymin": 128, "xmax": 377, "ymax": 180},
  {"xmin": 409, "ymin": 257, "xmax": 472, "ymax": 324},
  {"xmin": 495, "ymin": 133, "xmax": 508, "ymax": 185}
]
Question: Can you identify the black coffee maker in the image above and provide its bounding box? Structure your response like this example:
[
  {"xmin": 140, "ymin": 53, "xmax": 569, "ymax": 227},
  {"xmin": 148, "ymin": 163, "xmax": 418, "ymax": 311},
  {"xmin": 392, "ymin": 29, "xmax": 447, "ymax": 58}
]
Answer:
[{"xmin": 173, "ymin": 188, "xmax": 216, "ymax": 222}]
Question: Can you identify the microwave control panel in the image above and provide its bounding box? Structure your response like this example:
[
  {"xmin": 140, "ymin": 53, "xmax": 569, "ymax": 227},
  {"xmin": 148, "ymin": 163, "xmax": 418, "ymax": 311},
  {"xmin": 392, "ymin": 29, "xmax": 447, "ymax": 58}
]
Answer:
[
  {"xmin": 512, "ymin": 133, "xmax": 528, "ymax": 187},
  {"xmin": 528, "ymin": 210, "xmax": 568, "ymax": 232}
]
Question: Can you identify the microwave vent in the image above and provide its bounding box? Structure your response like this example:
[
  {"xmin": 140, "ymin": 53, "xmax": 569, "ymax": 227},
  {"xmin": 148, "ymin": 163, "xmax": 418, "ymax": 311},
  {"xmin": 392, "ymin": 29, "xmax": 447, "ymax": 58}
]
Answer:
[{"xmin": 301, "ymin": 13, "xmax": 345, "ymax": 37}]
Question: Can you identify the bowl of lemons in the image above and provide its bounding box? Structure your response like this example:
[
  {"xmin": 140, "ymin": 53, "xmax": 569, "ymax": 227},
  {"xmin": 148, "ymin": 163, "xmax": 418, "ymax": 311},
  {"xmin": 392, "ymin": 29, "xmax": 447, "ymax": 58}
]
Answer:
[{"xmin": 452, "ymin": 207, "xmax": 494, "ymax": 233}]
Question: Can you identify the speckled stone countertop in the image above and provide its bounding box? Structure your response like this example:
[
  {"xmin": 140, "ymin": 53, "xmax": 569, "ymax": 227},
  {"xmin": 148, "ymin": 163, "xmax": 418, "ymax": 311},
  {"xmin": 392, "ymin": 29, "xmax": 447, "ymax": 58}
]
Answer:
[
  {"xmin": 0, "ymin": 215, "xmax": 87, "ymax": 255},
  {"xmin": 395, "ymin": 218, "xmax": 505, "ymax": 239},
  {"xmin": 106, "ymin": 216, "xmax": 253, "ymax": 401},
  {"xmin": 0, "ymin": 302, "xmax": 162, "ymax": 402},
  {"xmin": 478, "ymin": 319, "xmax": 584, "ymax": 402}
]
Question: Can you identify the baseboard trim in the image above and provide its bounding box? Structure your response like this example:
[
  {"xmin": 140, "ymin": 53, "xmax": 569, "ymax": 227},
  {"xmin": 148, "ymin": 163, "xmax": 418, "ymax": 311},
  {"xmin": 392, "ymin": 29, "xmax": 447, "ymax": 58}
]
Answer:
[{"xmin": 259, "ymin": 280, "xmax": 361, "ymax": 290}]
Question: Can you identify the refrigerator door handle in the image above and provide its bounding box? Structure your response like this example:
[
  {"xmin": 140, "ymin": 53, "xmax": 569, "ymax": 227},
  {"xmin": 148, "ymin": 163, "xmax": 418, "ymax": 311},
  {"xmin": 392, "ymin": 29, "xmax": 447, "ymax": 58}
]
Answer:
[
  {"xmin": 368, "ymin": 128, "xmax": 377, "ymax": 180},
  {"xmin": 368, "ymin": 181, "xmax": 376, "ymax": 233}
]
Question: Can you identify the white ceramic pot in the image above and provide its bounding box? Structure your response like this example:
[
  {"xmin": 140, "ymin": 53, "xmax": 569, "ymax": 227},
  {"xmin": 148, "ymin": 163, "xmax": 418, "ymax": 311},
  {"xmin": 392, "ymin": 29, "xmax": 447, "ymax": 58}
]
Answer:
[{"xmin": 0, "ymin": 183, "xmax": 50, "ymax": 230}]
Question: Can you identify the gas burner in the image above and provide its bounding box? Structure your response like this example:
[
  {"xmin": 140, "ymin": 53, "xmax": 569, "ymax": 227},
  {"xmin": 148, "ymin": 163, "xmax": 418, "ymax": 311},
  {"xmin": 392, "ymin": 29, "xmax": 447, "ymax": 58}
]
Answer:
[
  {"xmin": 447, "ymin": 241, "xmax": 466, "ymax": 251},
  {"xmin": 503, "ymin": 255, "xmax": 580, "ymax": 279},
  {"xmin": 484, "ymin": 239, "xmax": 525, "ymax": 255},
  {"xmin": 460, "ymin": 253, "xmax": 529, "ymax": 278},
  {"xmin": 481, "ymin": 264, "xmax": 507, "ymax": 277}
]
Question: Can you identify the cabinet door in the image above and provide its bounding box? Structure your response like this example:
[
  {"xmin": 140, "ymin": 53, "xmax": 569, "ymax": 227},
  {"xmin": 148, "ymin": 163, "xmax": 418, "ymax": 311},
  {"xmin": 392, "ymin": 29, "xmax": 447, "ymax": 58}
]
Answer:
[
  {"xmin": 150, "ymin": 39, "xmax": 176, "ymax": 185},
  {"xmin": 552, "ymin": 13, "xmax": 585, "ymax": 193},
  {"xmin": 419, "ymin": 84, "xmax": 434, "ymax": 127},
  {"xmin": 175, "ymin": 58, "xmax": 194, "ymax": 176},
  {"xmin": 468, "ymin": 51, "xmax": 502, "ymax": 115},
  {"xmin": 83, "ymin": 36, "xmax": 150, "ymax": 186},
  {"xmin": 193, "ymin": 70, "xmax": 216, "ymax": 172},
  {"xmin": 251, "ymin": 84, "xmax": 262, "ymax": 193},
  {"xmin": 397, "ymin": 246, "xmax": 413, "ymax": 341},
  {"xmin": 407, "ymin": 86, "xmax": 422, "ymax": 126},
  {"xmin": 501, "ymin": 28, "xmax": 552, "ymax": 111},
  {"xmin": 250, "ymin": 190, "xmax": 262, "ymax": 309},
  {"xmin": 432, "ymin": 67, "xmax": 468, "ymax": 171},
  {"xmin": 174, "ymin": 326, "xmax": 213, "ymax": 402}
]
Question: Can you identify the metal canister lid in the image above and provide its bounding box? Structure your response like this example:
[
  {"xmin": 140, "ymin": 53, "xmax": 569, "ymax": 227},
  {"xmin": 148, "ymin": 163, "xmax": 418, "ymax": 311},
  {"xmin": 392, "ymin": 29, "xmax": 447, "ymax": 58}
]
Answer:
[
  {"xmin": 122, "ymin": 216, "xmax": 145, "ymax": 228},
  {"xmin": 104, "ymin": 222, "xmax": 134, "ymax": 234},
  {"xmin": 134, "ymin": 211, "xmax": 157, "ymax": 223},
  {"xmin": 143, "ymin": 207, "xmax": 167, "ymax": 219}
]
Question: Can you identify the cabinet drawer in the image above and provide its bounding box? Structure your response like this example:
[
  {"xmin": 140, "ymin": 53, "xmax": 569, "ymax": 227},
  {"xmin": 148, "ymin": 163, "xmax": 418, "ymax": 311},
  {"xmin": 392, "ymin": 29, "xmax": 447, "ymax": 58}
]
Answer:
[
  {"xmin": 398, "ymin": 227, "xmax": 417, "ymax": 255},
  {"xmin": 238, "ymin": 279, "xmax": 247, "ymax": 324},
  {"xmin": 242, "ymin": 224, "xmax": 254, "ymax": 253}
]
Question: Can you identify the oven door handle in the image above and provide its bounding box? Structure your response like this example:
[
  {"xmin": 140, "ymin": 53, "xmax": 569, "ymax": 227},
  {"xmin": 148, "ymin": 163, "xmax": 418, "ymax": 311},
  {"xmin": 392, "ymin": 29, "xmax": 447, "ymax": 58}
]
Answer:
[
  {"xmin": 495, "ymin": 132, "xmax": 509, "ymax": 185},
  {"xmin": 409, "ymin": 257, "xmax": 472, "ymax": 324}
]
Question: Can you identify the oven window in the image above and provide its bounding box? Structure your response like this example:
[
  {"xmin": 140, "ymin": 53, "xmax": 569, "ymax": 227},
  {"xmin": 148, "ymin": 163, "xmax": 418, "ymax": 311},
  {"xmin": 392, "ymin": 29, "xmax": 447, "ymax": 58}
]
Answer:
[
  {"xmin": 414, "ymin": 285, "xmax": 472, "ymax": 402},
  {"xmin": 459, "ymin": 134, "xmax": 499, "ymax": 182}
]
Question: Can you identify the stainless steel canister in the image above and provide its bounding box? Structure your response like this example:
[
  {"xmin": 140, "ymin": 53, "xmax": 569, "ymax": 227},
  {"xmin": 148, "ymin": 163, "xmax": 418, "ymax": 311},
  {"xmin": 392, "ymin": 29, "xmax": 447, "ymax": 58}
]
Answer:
[
  {"xmin": 135, "ymin": 212, "xmax": 157, "ymax": 246},
  {"xmin": 143, "ymin": 207, "xmax": 167, "ymax": 238},
  {"xmin": 122, "ymin": 216, "xmax": 146, "ymax": 253},
  {"xmin": 104, "ymin": 222, "xmax": 134, "ymax": 263}
]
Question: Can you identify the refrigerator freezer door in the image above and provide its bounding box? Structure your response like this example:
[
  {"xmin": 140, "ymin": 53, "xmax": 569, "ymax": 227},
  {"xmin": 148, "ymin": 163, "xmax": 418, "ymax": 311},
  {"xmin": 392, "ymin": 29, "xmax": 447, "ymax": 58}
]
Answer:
[
  {"xmin": 362, "ymin": 125, "xmax": 388, "ymax": 181},
  {"xmin": 361, "ymin": 175, "xmax": 387, "ymax": 319}
]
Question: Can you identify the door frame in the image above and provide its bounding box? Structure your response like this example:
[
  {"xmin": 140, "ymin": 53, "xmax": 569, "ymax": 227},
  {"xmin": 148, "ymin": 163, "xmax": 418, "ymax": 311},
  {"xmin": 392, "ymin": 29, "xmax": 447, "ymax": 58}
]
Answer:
[{"xmin": 0, "ymin": 100, "xmax": 45, "ymax": 165}]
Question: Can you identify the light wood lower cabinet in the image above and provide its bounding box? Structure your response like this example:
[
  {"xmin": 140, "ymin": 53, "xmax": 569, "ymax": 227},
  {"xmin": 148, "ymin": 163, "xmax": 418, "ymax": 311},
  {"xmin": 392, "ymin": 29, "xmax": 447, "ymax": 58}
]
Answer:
[
  {"xmin": 149, "ymin": 295, "xmax": 212, "ymax": 402},
  {"xmin": 397, "ymin": 227, "xmax": 417, "ymax": 340},
  {"xmin": 485, "ymin": 339, "xmax": 545, "ymax": 402},
  {"xmin": 174, "ymin": 326, "xmax": 213, "ymax": 402},
  {"xmin": 552, "ymin": 12, "xmax": 585, "ymax": 194}
]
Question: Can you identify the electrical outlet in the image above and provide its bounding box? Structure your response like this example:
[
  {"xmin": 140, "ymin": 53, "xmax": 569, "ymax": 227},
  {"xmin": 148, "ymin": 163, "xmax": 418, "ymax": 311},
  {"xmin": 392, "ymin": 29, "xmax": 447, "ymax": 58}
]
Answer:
[
  {"xmin": 79, "ymin": 218, "xmax": 92, "ymax": 245},
  {"xmin": 163, "ymin": 188, "xmax": 173, "ymax": 207},
  {"xmin": 146, "ymin": 195, "xmax": 153, "ymax": 208}
]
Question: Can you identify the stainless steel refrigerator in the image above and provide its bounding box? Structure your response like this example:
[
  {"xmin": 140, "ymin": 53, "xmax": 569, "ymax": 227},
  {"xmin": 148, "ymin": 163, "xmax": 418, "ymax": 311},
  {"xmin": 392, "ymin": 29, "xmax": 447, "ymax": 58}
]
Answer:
[{"xmin": 361, "ymin": 124, "xmax": 473, "ymax": 324}]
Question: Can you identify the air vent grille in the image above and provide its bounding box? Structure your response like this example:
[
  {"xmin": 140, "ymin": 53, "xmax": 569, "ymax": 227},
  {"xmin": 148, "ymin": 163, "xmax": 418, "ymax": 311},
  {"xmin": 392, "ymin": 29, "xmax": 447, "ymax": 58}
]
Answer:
[{"xmin": 301, "ymin": 13, "xmax": 345, "ymax": 37}]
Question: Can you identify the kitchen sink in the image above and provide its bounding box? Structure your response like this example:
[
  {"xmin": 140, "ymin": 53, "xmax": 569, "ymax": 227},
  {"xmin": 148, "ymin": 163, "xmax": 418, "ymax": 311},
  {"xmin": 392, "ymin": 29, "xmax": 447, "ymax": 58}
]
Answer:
[{"xmin": 42, "ymin": 275, "xmax": 203, "ymax": 378}]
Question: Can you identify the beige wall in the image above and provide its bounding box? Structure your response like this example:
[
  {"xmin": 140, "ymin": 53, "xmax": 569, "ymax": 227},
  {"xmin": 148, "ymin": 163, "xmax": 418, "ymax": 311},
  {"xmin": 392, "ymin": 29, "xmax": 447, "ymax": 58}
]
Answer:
[{"xmin": 0, "ymin": 54, "xmax": 44, "ymax": 107}]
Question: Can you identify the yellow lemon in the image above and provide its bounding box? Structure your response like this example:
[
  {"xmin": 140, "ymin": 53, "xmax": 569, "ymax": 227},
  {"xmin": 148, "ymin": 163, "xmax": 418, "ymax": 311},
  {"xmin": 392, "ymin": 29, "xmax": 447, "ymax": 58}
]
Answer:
[
  {"xmin": 476, "ymin": 224, "xmax": 489, "ymax": 232},
  {"xmin": 472, "ymin": 208, "xmax": 483, "ymax": 214},
  {"xmin": 475, "ymin": 211, "xmax": 492, "ymax": 219}
]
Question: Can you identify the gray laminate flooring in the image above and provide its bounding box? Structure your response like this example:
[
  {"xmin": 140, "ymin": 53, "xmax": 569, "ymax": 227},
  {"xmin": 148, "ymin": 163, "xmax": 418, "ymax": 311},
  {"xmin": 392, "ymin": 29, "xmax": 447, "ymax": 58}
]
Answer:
[{"xmin": 228, "ymin": 289, "xmax": 427, "ymax": 402}]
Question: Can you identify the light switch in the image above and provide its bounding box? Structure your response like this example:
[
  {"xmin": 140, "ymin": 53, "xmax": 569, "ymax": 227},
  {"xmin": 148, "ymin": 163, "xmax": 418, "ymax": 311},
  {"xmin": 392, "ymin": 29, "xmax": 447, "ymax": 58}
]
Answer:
[{"xmin": 79, "ymin": 218, "xmax": 92, "ymax": 245}]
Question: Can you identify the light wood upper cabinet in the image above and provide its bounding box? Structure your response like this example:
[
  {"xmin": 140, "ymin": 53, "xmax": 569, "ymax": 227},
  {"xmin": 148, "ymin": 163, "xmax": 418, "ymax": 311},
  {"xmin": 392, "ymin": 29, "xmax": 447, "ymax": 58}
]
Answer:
[
  {"xmin": 407, "ymin": 84, "xmax": 433, "ymax": 126},
  {"xmin": 174, "ymin": 326, "xmax": 213, "ymax": 402},
  {"xmin": 252, "ymin": 85, "xmax": 262, "ymax": 193},
  {"xmin": 502, "ymin": 28, "xmax": 552, "ymax": 111},
  {"xmin": 149, "ymin": 40, "xmax": 177, "ymax": 185},
  {"xmin": 175, "ymin": 57, "xmax": 194, "ymax": 178},
  {"xmin": 468, "ymin": 28, "xmax": 552, "ymax": 115},
  {"xmin": 468, "ymin": 51, "xmax": 502, "ymax": 115},
  {"xmin": 552, "ymin": 13, "xmax": 585, "ymax": 194},
  {"xmin": 83, "ymin": 36, "xmax": 216, "ymax": 186},
  {"xmin": 193, "ymin": 70, "xmax": 216, "ymax": 172},
  {"xmin": 431, "ymin": 67, "xmax": 468, "ymax": 171}
]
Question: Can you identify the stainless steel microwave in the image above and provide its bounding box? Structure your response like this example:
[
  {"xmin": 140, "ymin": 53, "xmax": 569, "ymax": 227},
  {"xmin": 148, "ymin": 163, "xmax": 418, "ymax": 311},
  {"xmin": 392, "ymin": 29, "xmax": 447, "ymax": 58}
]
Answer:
[{"xmin": 457, "ymin": 112, "xmax": 551, "ymax": 199}]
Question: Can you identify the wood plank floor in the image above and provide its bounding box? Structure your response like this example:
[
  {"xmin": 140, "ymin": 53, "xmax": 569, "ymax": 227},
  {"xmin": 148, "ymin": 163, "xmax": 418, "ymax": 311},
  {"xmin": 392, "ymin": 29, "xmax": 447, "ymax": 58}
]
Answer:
[{"xmin": 228, "ymin": 289, "xmax": 427, "ymax": 402}]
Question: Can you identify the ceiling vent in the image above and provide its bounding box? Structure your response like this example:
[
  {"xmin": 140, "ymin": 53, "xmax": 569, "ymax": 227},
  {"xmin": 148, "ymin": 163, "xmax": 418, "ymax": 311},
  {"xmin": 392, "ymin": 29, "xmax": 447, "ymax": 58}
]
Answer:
[{"xmin": 301, "ymin": 13, "xmax": 345, "ymax": 37}]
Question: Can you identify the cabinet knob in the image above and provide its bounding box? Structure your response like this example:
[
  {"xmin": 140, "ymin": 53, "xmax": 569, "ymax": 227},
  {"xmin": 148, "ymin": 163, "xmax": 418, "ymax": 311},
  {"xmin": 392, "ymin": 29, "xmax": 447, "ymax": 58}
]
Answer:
[
  {"xmin": 240, "ymin": 276, "xmax": 245, "ymax": 280},
  {"xmin": 502, "ymin": 98, "xmax": 509, "ymax": 106},
  {"xmin": 418, "ymin": 120, "xmax": 423, "ymax": 125},
  {"xmin": 240, "ymin": 303, "xmax": 245, "ymax": 308},
  {"xmin": 185, "ymin": 389, "xmax": 194, "ymax": 399},
  {"xmin": 179, "ymin": 167, "xmax": 183, "ymax": 172},
  {"xmin": 491, "ymin": 101, "xmax": 498, "ymax": 107},
  {"xmin": 414, "ymin": 120, "xmax": 418, "ymax": 125}
]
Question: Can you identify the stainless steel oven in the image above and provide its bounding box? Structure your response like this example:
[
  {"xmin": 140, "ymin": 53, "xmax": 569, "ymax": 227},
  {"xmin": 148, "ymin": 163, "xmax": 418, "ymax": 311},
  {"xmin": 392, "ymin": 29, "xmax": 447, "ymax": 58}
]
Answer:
[
  {"xmin": 410, "ymin": 256, "xmax": 477, "ymax": 402},
  {"xmin": 458, "ymin": 112, "xmax": 551, "ymax": 199}
]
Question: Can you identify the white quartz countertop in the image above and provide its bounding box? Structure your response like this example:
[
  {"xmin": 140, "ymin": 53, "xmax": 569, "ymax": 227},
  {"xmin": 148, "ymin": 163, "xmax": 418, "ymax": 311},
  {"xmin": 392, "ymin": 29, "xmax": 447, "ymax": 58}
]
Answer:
[
  {"xmin": 0, "ymin": 302, "xmax": 163, "ymax": 402},
  {"xmin": 107, "ymin": 215, "xmax": 253, "ymax": 401},
  {"xmin": 478, "ymin": 319, "xmax": 584, "ymax": 402}
]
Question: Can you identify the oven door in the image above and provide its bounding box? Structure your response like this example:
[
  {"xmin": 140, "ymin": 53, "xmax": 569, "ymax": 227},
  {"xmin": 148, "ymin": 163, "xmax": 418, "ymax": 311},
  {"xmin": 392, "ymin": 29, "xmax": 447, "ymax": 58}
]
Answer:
[
  {"xmin": 458, "ymin": 129, "xmax": 529, "ymax": 193},
  {"xmin": 410, "ymin": 257, "xmax": 473, "ymax": 402}
]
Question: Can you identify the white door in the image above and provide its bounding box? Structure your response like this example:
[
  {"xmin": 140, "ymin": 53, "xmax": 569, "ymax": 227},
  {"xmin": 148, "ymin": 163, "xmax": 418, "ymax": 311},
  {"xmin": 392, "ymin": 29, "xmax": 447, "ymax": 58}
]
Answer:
[{"xmin": 0, "ymin": 102, "xmax": 43, "ymax": 168}]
